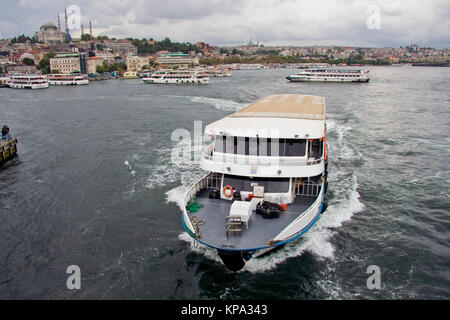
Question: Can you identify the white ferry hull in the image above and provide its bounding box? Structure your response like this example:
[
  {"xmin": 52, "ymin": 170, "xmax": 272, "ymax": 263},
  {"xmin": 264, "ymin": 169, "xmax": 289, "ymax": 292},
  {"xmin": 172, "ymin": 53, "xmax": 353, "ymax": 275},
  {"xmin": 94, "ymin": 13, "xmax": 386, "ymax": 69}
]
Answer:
[
  {"xmin": 9, "ymin": 82, "xmax": 49, "ymax": 89},
  {"xmin": 287, "ymin": 76, "xmax": 369, "ymax": 82},
  {"xmin": 142, "ymin": 77, "xmax": 209, "ymax": 84},
  {"xmin": 49, "ymin": 79, "xmax": 89, "ymax": 85}
]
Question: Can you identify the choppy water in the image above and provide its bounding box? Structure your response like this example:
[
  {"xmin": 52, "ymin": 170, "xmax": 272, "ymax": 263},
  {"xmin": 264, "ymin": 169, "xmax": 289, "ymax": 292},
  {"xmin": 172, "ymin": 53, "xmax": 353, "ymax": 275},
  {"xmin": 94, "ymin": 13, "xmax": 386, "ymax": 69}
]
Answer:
[{"xmin": 0, "ymin": 66, "xmax": 449, "ymax": 299}]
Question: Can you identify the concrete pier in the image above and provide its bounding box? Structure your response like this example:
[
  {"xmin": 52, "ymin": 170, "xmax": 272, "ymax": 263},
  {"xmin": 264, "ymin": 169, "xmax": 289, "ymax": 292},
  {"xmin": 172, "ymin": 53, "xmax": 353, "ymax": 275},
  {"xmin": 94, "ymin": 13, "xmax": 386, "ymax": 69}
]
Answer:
[{"xmin": 0, "ymin": 138, "xmax": 18, "ymax": 164}]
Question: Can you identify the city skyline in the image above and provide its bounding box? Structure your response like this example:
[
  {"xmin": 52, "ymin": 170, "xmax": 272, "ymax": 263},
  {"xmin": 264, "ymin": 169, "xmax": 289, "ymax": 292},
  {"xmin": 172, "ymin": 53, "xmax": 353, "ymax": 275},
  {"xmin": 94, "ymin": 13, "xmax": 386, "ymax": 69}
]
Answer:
[{"xmin": 1, "ymin": 0, "xmax": 449, "ymax": 49}]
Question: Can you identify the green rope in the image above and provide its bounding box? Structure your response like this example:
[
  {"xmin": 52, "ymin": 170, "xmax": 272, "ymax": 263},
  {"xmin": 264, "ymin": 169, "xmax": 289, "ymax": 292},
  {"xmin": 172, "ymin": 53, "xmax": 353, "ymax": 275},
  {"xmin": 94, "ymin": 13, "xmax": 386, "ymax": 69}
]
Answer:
[{"xmin": 186, "ymin": 197, "xmax": 204, "ymax": 213}]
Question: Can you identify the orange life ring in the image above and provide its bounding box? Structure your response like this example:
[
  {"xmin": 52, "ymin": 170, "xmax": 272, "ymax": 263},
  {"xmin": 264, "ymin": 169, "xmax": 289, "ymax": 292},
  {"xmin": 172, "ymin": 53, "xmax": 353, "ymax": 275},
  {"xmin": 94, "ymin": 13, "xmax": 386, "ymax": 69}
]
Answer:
[{"xmin": 223, "ymin": 185, "xmax": 234, "ymax": 198}]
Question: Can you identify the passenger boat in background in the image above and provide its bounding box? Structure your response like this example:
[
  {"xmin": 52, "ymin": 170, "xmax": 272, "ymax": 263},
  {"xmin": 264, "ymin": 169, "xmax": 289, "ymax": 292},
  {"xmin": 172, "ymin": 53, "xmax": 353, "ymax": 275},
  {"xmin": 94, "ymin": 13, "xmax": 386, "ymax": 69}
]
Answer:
[
  {"xmin": 287, "ymin": 68, "xmax": 369, "ymax": 82},
  {"xmin": 180, "ymin": 94, "xmax": 328, "ymax": 271},
  {"xmin": 142, "ymin": 70, "xmax": 210, "ymax": 84},
  {"xmin": 47, "ymin": 74, "xmax": 89, "ymax": 85},
  {"xmin": 8, "ymin": 74, "xmax": 49, "ymax": 89},
  {"xmin": 0, "ymin": 77, "xmax": 9, "ymax": 87}
]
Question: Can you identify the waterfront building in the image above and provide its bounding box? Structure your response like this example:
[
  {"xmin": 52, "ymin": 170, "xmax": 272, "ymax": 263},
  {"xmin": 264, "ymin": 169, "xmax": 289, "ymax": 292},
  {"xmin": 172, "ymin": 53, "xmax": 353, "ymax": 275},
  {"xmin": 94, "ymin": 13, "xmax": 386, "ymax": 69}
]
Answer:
[
  {"xmin": 35, "ymin": 22, "xmax": 66, "ymax": 44},
  {"xmin": 50, "ymin": 53, "xmax": 82, "ymax": 74},
  {"xmin": 5, "ymin": 64, "xmax": 37, "ymax": 75},
  {"xmin": 157, "ymin": 52, "xmax": 199, "ymax": 67},
  {"xmin": 102, "ymin": 40, "xmax": 137, "ymax": 57},
  {"xmin": 126, "ymin": 55, "xmax": 149, "ymax": 72},
  {"xmin": 123, "ymin": 71, "xmax": 139, "ymax": 79},
  {"xmin": 94, "ymin": 50, "xmax": 115, "ymax": 64},
  {"xmin": 86, "ymin": 56, "xmax": 103, "ymax": 74}
]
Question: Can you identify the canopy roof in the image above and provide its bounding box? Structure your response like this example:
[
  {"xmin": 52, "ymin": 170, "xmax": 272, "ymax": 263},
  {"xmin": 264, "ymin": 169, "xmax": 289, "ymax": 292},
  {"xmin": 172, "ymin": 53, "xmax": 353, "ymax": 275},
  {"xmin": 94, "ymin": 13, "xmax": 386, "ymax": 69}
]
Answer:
[
  {"xmin": 205, "ymin": 94, "xmax": 326, "ymax": 139},
  {"xmin": 230, "ymin": 94, "xmax": 325, "ymax": 120}
]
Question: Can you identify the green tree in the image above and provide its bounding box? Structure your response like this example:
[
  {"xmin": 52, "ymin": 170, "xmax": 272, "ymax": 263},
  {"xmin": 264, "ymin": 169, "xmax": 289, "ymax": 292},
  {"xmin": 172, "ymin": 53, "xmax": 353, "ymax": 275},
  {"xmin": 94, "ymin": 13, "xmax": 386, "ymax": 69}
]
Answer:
[
  {"xmin": 38, "ymin": 52, "xmax": 55, "ymax": 74},
  {"xmin": 80, "ymin": 34, "xmax": 94, "ymax": 41},
  {"xmin": 22, "ymin": 57, "xmax": 35, "ymax": 66},
  {"xmin": 51, "ymin": 69, "xmax": 60, "ymax": 74}
]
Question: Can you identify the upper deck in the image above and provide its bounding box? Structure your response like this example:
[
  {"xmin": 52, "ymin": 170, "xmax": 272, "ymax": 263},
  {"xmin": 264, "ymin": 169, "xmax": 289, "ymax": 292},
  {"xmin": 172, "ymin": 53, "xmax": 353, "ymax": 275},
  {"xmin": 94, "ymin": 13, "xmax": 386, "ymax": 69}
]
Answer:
[
  {"xmin": 205, "ymin": 94, "xmax": 326, "ymax": 139},
  {"xmin": 201, "ymin": 94, "xmax": 327, "ymax": 178}
]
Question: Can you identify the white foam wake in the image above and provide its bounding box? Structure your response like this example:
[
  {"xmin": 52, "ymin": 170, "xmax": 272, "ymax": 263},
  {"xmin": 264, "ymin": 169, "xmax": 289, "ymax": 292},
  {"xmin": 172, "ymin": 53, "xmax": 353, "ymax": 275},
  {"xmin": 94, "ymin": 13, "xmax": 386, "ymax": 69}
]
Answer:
[{"xmin": 167, "ymin": 95, "xmax": 246, "ymax": 112}]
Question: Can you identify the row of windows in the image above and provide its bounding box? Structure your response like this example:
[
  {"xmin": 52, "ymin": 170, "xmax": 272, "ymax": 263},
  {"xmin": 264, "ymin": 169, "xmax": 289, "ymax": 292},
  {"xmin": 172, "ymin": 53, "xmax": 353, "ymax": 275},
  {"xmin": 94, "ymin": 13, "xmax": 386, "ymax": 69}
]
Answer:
[
  {"xmin": 214, "ymin": 136, "xmax": 307, "ymax": 157},
  {"xmin": 303, "ymin": 74, "xmax": 359, "ymax": 77}
]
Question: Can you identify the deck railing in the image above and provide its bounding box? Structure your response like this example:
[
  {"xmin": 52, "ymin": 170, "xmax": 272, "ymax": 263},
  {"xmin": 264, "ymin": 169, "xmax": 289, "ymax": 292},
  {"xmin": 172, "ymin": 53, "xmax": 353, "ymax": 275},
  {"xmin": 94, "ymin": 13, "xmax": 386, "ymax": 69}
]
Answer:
[
  {"xmin": 183, "ymin": 172, "xmax": 221, "ymax": 206},
  {"xmin": 203, "ymin": 144, "xmax": 322, "ymax": 167},
  {"xmin": 294, "ymin": 182, "xmax": 321, "ymax": 197}
]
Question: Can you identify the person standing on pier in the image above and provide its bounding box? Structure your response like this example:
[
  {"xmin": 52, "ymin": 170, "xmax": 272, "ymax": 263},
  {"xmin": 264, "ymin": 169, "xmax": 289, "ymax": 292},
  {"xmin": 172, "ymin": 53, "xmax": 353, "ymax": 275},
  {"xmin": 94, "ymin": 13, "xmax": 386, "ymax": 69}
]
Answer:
[{"xmin": 2, "ymin": 125, "xmax": 10, "ymax": 141}]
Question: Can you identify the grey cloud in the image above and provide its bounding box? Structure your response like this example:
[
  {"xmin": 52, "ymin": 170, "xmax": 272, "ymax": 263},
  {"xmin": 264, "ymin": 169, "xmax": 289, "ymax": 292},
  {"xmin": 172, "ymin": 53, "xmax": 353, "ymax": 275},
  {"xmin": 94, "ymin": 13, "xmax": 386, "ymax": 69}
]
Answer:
[{"xmin": 1, "ymin": 0, "xmax": 448, "ymax": 48}]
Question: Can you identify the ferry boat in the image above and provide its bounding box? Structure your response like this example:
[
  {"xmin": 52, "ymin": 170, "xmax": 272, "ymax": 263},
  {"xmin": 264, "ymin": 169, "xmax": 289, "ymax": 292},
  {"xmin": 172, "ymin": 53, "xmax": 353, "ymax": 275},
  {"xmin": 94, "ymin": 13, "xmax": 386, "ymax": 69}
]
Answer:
[
  {"xmin": 0, "ymin": 77, "xmax": 9, "ymax": 87},
  {"xmin": 47, "ymin": 74, "xmax": 89, "ymax": 85},
  {"xmin": 142, "ymin": 70, "xmax": 209, "ymax": 84},
  {"xmin": 287, "ymin": 68, "xmax": 369, "ymax": 82},
  {"xmin": 8, "ymin": 74, "xmax": 49, "ymax": 89},
  {"xmin": 205, "ymin": 67, "xmax": 232, "ymax": 77},
  {"xmin": 180, "ymin": 94, "xmax": 328, "ymax": 271}
]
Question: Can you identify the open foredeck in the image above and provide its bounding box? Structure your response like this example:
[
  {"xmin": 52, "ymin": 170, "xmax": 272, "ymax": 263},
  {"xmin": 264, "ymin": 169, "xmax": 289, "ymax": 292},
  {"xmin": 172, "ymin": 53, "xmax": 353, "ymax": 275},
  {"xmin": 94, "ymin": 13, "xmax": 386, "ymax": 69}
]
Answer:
[{"xmin": 188, "ymin": 188, "xmax": 316, "ymax": 250}]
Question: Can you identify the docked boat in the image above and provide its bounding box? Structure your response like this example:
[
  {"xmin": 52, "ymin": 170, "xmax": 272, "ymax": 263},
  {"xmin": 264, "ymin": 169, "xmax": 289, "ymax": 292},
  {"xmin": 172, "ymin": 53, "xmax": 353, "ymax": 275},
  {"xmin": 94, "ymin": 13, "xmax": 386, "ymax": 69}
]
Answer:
[
  {"xmin": 287, "ymin": 68, "xmax": 369, "ymax": 82},
  {"xmin": 180, "ymin": 94, "xmax": 328, "ymax": 271},
  {"xmin": 142, "ymin": 70, "xmax": 209, "ymax": 84},
  {"xmin": 8, "ymin": 74, "xmax": 49, "ymax": 89},
  {"xmin": 47, "ymin": 73, "xmax": 89, "ymax": 85},
  {"xmin": 0, "ymin": 77, "xmax": 9, "ymax": 87}
]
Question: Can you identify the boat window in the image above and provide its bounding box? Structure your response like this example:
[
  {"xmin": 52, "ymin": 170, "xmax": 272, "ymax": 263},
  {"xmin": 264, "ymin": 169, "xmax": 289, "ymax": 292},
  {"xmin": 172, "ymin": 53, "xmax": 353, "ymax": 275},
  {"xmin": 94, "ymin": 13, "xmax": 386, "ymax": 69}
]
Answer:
[
  {"xmin": 236, "ymin": 137, "xmax": 246, "ymax": 155},
  {"xmin": 223, "ymin": 175, "xmax": 290, "ymax": 193},
  {"xmin": 214, "ymin": 136, "xmax": 225, "ymax": 152},
  {"xmin": 285, "ymin": 139, "xmax": 307, "ymax": 156}
]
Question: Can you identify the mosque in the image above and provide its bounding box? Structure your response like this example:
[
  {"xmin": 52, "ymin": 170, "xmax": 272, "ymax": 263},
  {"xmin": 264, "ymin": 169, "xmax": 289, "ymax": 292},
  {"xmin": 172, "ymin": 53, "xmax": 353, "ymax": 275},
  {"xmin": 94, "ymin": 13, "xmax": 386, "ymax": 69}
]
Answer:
[{"xmin": 34, "ymin": 21, "xmax": 66, "ymax": 44}]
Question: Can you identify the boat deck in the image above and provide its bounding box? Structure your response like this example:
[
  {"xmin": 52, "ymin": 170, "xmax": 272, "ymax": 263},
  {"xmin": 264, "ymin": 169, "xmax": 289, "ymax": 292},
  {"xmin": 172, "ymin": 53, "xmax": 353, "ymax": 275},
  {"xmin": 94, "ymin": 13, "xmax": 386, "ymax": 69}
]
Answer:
[{"xmin": 188, "ymin": 189, "xmax": 316, "ymax": 250}]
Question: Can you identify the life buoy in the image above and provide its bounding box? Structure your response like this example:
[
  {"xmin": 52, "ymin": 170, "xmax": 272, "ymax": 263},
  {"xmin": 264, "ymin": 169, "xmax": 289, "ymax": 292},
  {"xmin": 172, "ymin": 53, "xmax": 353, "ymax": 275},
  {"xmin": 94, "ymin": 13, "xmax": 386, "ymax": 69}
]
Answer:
[{"xmin": 223, "ymin": 185, "xmax": 234, "ymax": 198}]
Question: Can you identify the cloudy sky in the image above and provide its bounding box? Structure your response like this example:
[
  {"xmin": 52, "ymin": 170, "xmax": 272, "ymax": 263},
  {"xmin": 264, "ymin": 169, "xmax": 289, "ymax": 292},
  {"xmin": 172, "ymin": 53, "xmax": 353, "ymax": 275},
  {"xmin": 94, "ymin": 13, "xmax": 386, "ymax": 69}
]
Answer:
[{"xmin": 1, "ymin": 0, "xmax": 449, "ymax": 48}]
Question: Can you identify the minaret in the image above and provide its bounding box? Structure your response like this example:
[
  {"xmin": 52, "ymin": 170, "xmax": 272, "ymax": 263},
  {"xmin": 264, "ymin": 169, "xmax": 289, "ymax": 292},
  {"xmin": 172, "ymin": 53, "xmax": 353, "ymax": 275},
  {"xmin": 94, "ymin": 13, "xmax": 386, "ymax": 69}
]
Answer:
[
  {"xmin": 81, "ymin": 23, "xmax": 84, "ymax": 35},
  {"xmin": 65, "ymin": 9, "xmax": 70, "ymax": 36},
  {"xmin": 89, "ymin": 20, "xmax": 93, "ymax": 37},
  {"xmin": 57, "ymin": 13, "xmax": 61, "ymax": 31}
]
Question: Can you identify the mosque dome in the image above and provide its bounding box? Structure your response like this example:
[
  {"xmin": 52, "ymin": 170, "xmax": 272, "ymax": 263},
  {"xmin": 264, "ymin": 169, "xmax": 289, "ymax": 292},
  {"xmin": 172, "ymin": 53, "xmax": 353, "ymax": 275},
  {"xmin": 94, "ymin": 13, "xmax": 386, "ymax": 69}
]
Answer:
[
  {"xmin": 41, "ymin": 22, "xmax": 57, "ymax": 30},
  {"xmin": 19, "ymin": 52, "xmax": 35, "ymax": 61}
]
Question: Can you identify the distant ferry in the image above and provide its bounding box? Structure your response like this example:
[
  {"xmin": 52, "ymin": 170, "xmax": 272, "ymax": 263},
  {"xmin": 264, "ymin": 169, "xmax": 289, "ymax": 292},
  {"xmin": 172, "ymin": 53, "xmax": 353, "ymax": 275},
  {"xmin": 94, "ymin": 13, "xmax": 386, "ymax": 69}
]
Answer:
[
  {"xmin": 0, "ymin": 77, "xmax": 9, "ymax": 87},
  {"xmin": 142, "ymin": 70, "xmax": 209, "ymax": 84},
  {"xmin": 287, "ymin": 68, "xmax": 370, "ymax": 82},
  {"xmin": 9, "ymin": 74, "xmax": 49, "ymax": 89},
  {"xmin": 47, "ymin": 74, "xmax": 89, "ymax": 85}
]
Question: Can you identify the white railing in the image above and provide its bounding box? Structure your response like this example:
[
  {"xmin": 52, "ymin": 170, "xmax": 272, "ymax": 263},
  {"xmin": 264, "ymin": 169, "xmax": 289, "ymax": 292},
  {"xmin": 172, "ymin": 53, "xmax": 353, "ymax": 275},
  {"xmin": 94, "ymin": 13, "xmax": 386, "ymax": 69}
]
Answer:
[
  {"xmin": 202, "ymin": 145, "xmax": 322, "ymax": 167},
  {"xmin": 294, "ymin": 182, "xmax": 321, "ymax": 197},
  {"xmin": 183, "ymin": 172, "xmax": 221, "ymax": 206}
]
